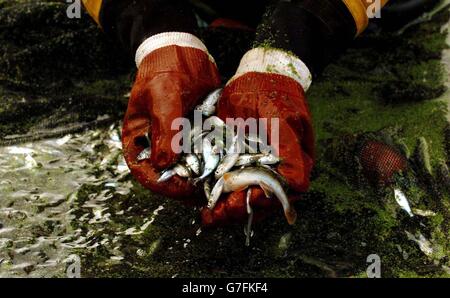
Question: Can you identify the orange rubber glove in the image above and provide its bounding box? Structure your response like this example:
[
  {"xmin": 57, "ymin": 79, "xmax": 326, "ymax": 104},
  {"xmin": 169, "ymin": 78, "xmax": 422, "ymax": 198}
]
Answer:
[
  {"xmin": 122, "ymin": 33, "xmax": 221, "ymax": 199},
  {"xmin": 201, "ymin": 48, "xmax": 315, "ymax": 226}
]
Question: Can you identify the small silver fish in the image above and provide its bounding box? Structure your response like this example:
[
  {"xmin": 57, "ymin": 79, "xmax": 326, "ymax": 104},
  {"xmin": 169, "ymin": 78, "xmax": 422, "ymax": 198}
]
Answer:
[
  {"xmin": 157, "ymin": 164, "xmax": 191, "ymax": 183},
  {"xmin": 411, "ymin": 208, "xmax": 436, "ymax": 217},
  {"xmin": 195, "ymin": 137, "xmax": 220, "ymax": 182},
  {"xmin": 208, "ymin": 167, "xmax": 296, "ymax": 225},
  {"xmin": 136, "ymin": 147, "xmax": 151, "ymax": 161},
  {"xmin": 195, "ymin": 88, "xmax": 223, "ymax": 117},
  {"xmin": 234, "ymin": 153, "xmax": 280, "ymax": 167},
  {"xmin": 214, "ymin": 135, "xmax": 241, "ymax": 179},
  {"xmin": 244, "ymin": 188, "xmax": 254, "ymax": 247},
  {"xmin": 185, "ymin": 153, "xmax": 201, "ymax": 176},
  {"xmin": 197, "ymin": 148, "xmax": 220, "ymax": 181},
  {"xmin": 405, "ymin": 231, "xmax": 433, "ymax": 256},
  {"xmin": 192, "ymin": 130, "xmax": 209, "ymax": 154},
  {"xmin": 174, "ymin": 163, "xmax": 191, "ymax": 178},
  {"xmin": 158, "ymin": 169, "xmax": 176, "ymax": 183},
  {"xmin": 235, "ymin": 154, "xmax": 265, "ymax": 167},
  {"xmin": 200, "ymin": 130, "xmax": 226, "ymax": 154},
  {"xmin": 394, "ymin": 188, "xmax": 414, "ymax": 217},
  {"xmin": 258, "ymin": 154, "xmax": 280, "ymax": 166},
  {"xmin": 136, "ymin": 134, "xmax": 151, "ymax": 161}
]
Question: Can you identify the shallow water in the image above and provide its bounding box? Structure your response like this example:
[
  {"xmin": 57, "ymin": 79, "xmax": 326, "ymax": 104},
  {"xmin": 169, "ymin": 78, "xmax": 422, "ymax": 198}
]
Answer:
[{"xmin": 0, "ymin": 124, "xmax": 131, "ymax": 277}]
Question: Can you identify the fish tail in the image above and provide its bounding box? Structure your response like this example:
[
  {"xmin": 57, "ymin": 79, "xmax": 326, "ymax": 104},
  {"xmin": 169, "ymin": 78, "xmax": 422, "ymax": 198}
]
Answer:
[{"xmin": 285, "ymin": 207, "xmax": 297, "ymax": 225}]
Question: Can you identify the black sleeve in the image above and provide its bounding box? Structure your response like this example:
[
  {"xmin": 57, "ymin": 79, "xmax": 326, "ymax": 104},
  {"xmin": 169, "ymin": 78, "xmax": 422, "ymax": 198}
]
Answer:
[
  {"xmin": 254, "ymin": 0, "xmax": 357, "ymax": 77},
  {"xmin": 98, "ymin": 0, "xmax": 199, "ymax": 56}
]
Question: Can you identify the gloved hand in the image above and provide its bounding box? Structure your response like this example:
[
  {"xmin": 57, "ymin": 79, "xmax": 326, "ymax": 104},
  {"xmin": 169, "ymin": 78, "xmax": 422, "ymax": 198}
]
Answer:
[
  {"xmin": 122, "ymin": 33, "xmax": 221, "ymax": 199},
  {"xmin": 201, "ymin": 48, "xmax": 315, "ymax": 226}
]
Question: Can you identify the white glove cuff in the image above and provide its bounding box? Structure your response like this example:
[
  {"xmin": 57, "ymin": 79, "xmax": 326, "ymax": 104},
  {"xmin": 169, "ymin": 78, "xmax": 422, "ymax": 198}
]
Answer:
[
  {"xmin": 135, "ymin": 32, "xmax": 214, "ymax": 68},
  {"xmin": 229, "ymin": 48, "xmax": 312, "ymax": 92}
]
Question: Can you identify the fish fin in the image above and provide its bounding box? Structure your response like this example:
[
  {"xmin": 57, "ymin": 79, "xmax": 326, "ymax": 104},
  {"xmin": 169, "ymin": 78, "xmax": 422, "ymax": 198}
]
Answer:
[
  {"xmin": 259, "ymin": 182, "xmax": 273, "ymax": 198},
  {"xmin": 285, "ymin": 207, "xmax": 297, "ymax": 225}
]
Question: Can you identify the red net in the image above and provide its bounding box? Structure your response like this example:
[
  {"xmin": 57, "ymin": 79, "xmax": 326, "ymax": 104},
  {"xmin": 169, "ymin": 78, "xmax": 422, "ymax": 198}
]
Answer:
[{"xmin": 359, "ymin": 140, "xmax": 408, "ymax": 186}]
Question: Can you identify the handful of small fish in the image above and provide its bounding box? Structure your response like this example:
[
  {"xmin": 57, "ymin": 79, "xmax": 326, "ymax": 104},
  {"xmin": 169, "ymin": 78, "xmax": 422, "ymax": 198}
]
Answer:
[{"xmin": 136, "ymin": 88, "xmax": 297, "ymax": 244}]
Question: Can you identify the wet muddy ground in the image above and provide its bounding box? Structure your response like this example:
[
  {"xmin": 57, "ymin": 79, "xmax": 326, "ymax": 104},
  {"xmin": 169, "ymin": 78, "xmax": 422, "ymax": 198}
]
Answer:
[
  {"xmin": 0, "ymin": 125, "xmax": 129, "ymax": 277},
  {"xmin": 0, "ymin": 0, "xmax": 449, "ymax": 277}
]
